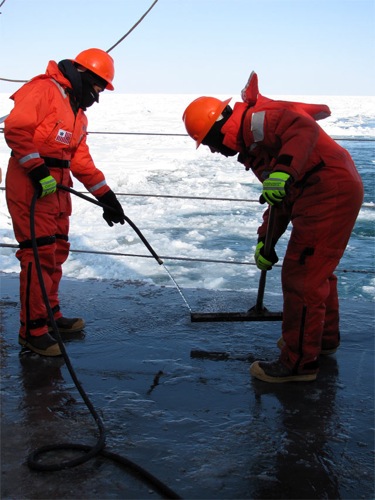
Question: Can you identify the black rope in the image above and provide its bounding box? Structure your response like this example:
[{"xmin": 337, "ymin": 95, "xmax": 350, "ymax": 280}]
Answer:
[
  {"xmin": 57, "ymin": 184, "xmax": 163, "ymax": 265},
  {"xmin": 28, "ymin": 445, "xmax": 181, "ymax": 499},
  {"xmin": 28, "ymin": 190, "xmax": 181, "ymax": 498},
  {"xmin": 29, "ymin": 191, "xmax": 107, "ymax": 470}
]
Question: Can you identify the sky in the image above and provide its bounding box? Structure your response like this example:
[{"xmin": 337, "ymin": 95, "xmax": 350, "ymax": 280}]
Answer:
[{"xmin": 0, "ymin": 0, "xmax": 374, "ymax": 96}]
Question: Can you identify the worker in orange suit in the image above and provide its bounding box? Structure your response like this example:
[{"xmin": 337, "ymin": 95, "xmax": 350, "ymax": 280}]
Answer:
[
  {"xmin": 4, "ymin": 48, "xmax": 125, "ymax": 357},
  {"xmin": 182, "ymin": 71, "xmax": 363, "ymax": 383}
]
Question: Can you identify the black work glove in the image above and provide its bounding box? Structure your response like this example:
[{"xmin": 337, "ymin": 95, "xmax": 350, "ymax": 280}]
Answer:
[
  {"xmin": 97, "ymin": 190, "xmax": 125, "ymax": 227},
  {"xmin": 28, "ymin": 164, "xmax": 57, "ymax": 198}
]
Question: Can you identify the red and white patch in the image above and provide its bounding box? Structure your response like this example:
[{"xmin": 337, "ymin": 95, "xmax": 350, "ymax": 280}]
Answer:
[{"xmin": 55, "ymin": 129, "xmax": 72, "ymax": 145}]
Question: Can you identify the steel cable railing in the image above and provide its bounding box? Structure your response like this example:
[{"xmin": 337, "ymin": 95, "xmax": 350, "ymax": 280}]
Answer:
[
  {"xmin": 0, "ymin": 186, "xmax": 373, "ymax": 208},
  {"xmin": 0, "ymin": 241, "xmax": 373, "ymax": 275},
  {"xmin": 1, "ymin": 127, "xmax": 375, "ymax": 141},
  {"xmin": 0, "ymin": 131, "xmax": 373, "ymax": 275}
]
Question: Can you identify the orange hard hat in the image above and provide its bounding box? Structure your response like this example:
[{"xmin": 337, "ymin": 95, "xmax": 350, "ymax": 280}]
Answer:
[
  {"xmin": 73, "ymin": 48, "xmax": 115, "ymax": 91},
  {"xmin": 182, "ymin": 96, "xmax": 232, "ymax": 148}
]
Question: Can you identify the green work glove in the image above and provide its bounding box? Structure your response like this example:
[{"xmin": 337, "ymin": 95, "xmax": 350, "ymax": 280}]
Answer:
[
  {"xmin": 254, "ymin": 240, "xmax": 279, "ymax": 271},
  {"xmin": 262, "ymin": 172, "xmax": 291, "ymax": 205},
  {"xmin": 39, "ymin": 175, "xmax": 57, "ymax": 198},
  {"xmin": 29, "ymin": 165, "xmax": 57, "ymax": 198}
]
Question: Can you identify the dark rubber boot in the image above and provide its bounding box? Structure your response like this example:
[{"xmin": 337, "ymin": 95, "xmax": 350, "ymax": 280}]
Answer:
[
  {"xmin": 19, "ymin": 333, "xmax": 62, "ymax": 357},
  {"xmin": 250, "ymin": 359, "xmax": 317, "ymax": 383},
  {"xmin": 49, "ymin": 317, "xmax": 85, "ymax": 334}
]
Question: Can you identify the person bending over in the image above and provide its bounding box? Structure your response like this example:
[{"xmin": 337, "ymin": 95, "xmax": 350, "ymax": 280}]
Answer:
[{"xmin": 182, "ymin": 71, "xmax": 363, "ymax": 383}]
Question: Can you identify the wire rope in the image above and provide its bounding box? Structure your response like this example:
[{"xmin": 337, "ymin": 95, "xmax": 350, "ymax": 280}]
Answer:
[
  {"xmin": 106, "ymin": 0, "xmax": 159, "ymax": 53},
  {"xmin": 1, "ymin": 127, "xmax": 374, "ymax": 143},
  {"xmin": 1, "ymin": 242, "xmax": 373, "ymax": 275},
  {"xmin": 74, "ymin": 132, "xmax": 375, "ymax": 142},
  {"xmin": 0, "ymin": 0, "xmax": 159, "ymax": 83},
  {"xmin": 0, "ymin": 185, "xmax": 374, "ymax": 208}
]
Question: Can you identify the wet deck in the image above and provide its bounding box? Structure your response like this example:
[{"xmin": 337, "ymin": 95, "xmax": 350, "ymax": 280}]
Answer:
[{"xmin": 1, "ymin": 272, "xmax": 374, "ymax": 499}]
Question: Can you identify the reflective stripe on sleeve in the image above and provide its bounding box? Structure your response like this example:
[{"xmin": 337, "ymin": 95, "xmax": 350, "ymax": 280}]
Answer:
[
  {"xmin": 251, "ymin": 111, "xmax": 265, "ymax": 142},
  {"xmin": 19, "ymin": 153, "xmax": 41, "ymax": 165},
  {"xmin": 88, "ymin": 180, "xmax": 107, "ymax": 193}
]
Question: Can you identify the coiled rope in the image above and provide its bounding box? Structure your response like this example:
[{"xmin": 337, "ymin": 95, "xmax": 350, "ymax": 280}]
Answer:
[
  {"xmin": 27, "ymin": 189, "xmax": 181, "ymax": 499},
  {"xmin": 1, "ymin": 1, "xmax": 182, "ymax": 496}
]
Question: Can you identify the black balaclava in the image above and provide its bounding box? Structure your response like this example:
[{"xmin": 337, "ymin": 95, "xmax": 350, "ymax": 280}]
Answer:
[
  {"xmin": 58, "ymin": 59, "xmax": 83, "ymax": 113},
  {"xmin": 58, "ymin": 59, "xmax": 107, "ymax": 111},
  {"xmin": 201, "ymin": 105, "xmax": 237, "ymax": 157},
  {"xmin": 80, "ymin": 70, "xmax": 107, "ymax": 110}
]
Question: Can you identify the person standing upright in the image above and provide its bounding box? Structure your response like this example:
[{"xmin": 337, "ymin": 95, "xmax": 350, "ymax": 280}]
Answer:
[{"xmin": 4, "ymin": 48, "xmax": 126, "ymax": 356}]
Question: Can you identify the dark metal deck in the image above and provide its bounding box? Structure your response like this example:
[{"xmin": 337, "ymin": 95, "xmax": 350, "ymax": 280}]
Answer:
[{"xmin": 1, "ymin": 272, "xmax": 374, "ymax": 499}]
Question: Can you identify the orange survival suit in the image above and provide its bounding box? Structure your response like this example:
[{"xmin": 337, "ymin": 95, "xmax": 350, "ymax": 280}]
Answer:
[
  {"xmin": 4, "ymin": 61, "xmax": 113, "ymax": 339},
  {"xmin": 223, "ymin": 72, "xmax": 364, "ymax": 373}
]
